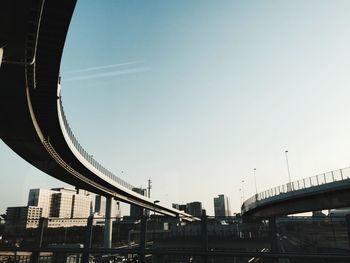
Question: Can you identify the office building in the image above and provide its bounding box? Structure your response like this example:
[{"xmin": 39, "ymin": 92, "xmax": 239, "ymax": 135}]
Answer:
[
  {"xmin": 28, "ymin": 188, "xmax": 56, "ymax": 217},
  {"xmin": 172, "ymin": 203, "xmax": 187, "ymax": 212},
  {"xmin": 173, "ymin": 202, "xmax": 203, "ymax": 217},
  {"xmin": 186, "ymin": 202, "xmax": 202, "ymax": 217},
  {"xmin": 7, "ymin": 188, "xmax": 93, "ymax": 230},
  {"xmin": 5, "ymin": 206, "xmax": 42, "ymax": 232},
  {"xmin": 214, "ymin": 194, "xmax": 231, "ymax": 217}
]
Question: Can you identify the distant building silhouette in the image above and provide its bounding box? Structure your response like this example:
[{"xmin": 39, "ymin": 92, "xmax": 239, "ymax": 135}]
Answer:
[
  {"xmin": 214, "ymin": 194, "xmax": 231, "ymax": 217},
  {"xmin": 172, "ymin": 203, "xmax": 187, "ymax": 212},
  {"xmin": 130, "ymin": 188, "xmax": 149, "ymax": 217},
  {"xmin": 186, "ymin": 202, "xmax": 202, "ymax": 217},
  {"xmin": 173, "ymin": 202, "xmax": 203, "ymax": 217}
]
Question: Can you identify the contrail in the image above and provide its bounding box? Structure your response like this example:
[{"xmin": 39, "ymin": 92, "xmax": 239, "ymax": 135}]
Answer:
[
  {"xmin": 63, "ymin": 60, "xmax": 144, "ymax": 74},
  {"xmin": 64, "ymin": 67, "xmax": 151, "ymax": 82}
]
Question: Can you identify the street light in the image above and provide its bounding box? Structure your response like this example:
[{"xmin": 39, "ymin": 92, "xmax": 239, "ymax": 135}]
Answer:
[
  {"xmin": 253, "ymin": 168, "xmax": 258, "ymax": 196},
  {"xmin": 285, "ymin": 150, "xmax": 293, "ymax": 191}
]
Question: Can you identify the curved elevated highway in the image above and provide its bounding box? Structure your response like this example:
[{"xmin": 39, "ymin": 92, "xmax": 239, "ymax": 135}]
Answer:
[
  {"xmin": 242, "ymin": 167, "xmax": 350, "ymax": 220},
  {"xmin": 0, "ymin": 0, "xmax": 193, "ymax": 220}
]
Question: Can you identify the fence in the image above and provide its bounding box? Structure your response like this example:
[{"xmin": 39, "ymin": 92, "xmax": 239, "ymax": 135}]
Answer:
[
  {"xmin": 1, "ymin": 215, "xmax": 350, "ymax": 262},
  {"xmin": 244, "ymin": 167, "xmax": 350, "ymax": 208}
]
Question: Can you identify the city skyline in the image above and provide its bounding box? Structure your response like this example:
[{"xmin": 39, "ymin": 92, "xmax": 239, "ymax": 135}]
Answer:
[{"xmin": 2, "ymin": 0, "xmax": 350, "ymax": 215}]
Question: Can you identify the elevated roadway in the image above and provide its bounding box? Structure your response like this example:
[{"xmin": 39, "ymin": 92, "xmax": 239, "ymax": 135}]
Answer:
[
  {"xmin": 242, "ymin": 167, "xmax": 350, "ymax": 220},
  {"xmin": 0, "ymin": 0, "xmax": 194, "ymax": 220}
]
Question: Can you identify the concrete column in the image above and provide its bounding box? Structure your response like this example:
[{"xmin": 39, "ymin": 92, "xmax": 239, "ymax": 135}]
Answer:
[
  {"xmin": 103, "ymin": 196, "xmax": 113, "ymax": 248},
  {"xmin": 269, "ymin": 217, "xmax": 278, "ymax": 252},
  {"xmin": 269, "ymin": 217, "xmax": 279, "ymax": 263}
]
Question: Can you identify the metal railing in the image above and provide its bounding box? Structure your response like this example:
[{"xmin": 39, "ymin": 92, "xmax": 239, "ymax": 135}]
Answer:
[
  {"xmin": 244, "ymin": 167, "xmax": 350, "ymax": 208},
  {"xmin": 58, "ymin": 98, "xmax": 135, "ymax": 191},
  {"xmin": 2, "ymin": 215, "xmax": 350, "ymax": 262}
]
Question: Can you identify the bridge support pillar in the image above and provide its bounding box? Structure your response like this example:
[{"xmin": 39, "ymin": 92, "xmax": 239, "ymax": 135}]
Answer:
[
  {"xmin": 269, "ymin": 216, "xmax": 278, "ymax": 262},
  {"xmin": 103, "ymin": 196, "xmax": 113, "ymax": 248}
]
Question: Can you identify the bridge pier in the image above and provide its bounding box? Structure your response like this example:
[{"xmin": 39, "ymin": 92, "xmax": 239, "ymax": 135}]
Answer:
[
  {"xmin": 269, "ymin": 217, "xmax": 279, "ymax": 263},
  {"xmin": 103, "ymin": 196, "xmax": 113, "ymax": 248}
]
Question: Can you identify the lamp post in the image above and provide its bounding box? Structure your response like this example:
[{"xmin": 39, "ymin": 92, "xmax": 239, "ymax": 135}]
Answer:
[
  {"xmin": 285, "ymin": 150, "xmax": 293, "ymax": 191},
  {"xmin": 253, "ymin": 168, "xmax": 258, "ymax": 196}
]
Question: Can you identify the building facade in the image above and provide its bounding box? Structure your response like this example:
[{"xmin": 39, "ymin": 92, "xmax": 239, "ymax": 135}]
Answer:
[
  {"xmin": 214, "ymin": 194, "xmax": 231, "ymax": 217},
  {"xmin": 5, "ymin": 206, "xmax": 42, "ymax": 232},
  {"xmin": 7, "ymin": 188, "xmax": 94, "ymax": 231},
  {"xmin": 28, "ymin": 189, "xmax": 56, "ymax": 217},
  {"xmin": 186, "ymin": 202, "xmax": 202, "ymax": 217},
  {"xmin": 173, "ymin": 202, "xmax": 203, "ymax": 217}
]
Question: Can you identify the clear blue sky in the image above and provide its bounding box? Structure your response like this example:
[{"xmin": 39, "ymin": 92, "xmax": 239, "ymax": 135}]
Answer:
[{"xmin": 2, "ymin": 0, "xmax": 350, "ymax": 215}]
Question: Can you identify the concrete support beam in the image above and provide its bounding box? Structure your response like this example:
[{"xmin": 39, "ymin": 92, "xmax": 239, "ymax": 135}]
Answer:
[
  {"xmin": 269, "ymin": 217, "xmax": 278, "ymax": 252},
  {"xmin": 269, "ymin": 217, "xmax": 279, "ymax": 263},
  {"xmin": 103, "ymin": 196, "xmax": 113, "ymax": 248}
]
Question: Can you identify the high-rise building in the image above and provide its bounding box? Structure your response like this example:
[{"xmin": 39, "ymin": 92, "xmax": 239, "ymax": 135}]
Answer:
[
  {"xmin": 5, "ymin": 206, "xmax": 42, "ymax": 232},
  {"xmin": 28, "ymin": 189, "xmax": 56, "ymax": 217},
  {"xmin": 94, "ymin": 195, "xmax": 121, "ymax": 218},
  {"xmin": 7, "ymin": 188, "xmax": 94, "ymax": 230},
  {"xmin": 214, "ymin": 194, "xmax": 231, "ymax": 217},
  {"xmin": 173, "ymin": 202, "xmax": 203, "ymax": 217},
  {"xmin": 186, "ymin": 202, "xmax": 202, "ymax": 217},
  {"xmin": 94, "ymin": 195, "xmax": 106, "ymax": 216},
  {"xmin": 51, "ymin": 190, "xmax": 74, "ymax": 218}
]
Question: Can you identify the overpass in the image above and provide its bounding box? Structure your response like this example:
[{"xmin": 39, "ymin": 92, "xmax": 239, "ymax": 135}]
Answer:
[
  {"xmin": 0, "ymin": 0, "xmax": 194, "ymax": 226},
  {"xmin": 242, "ymin": 166, "xmax": 350, "ymax": 219}
]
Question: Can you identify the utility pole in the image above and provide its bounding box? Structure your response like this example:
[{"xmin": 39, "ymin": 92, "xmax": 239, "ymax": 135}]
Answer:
[{"xmin": 148, "ymin": 179, "xmax": 152, "ymax": 198}]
